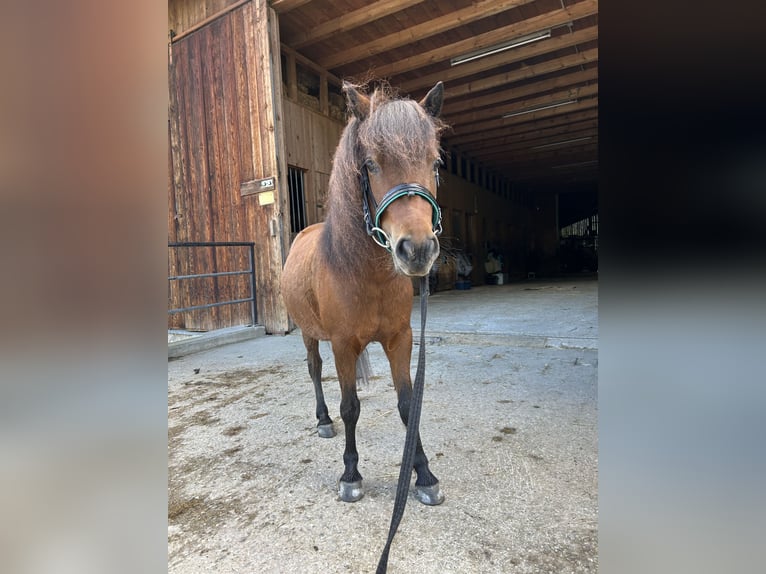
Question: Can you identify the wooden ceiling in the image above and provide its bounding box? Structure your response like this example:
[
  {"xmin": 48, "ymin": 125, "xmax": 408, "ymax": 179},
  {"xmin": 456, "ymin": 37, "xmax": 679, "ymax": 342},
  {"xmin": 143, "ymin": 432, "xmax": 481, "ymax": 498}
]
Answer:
[{"xmin": 273, "ymin": 0, "xmax": 598, "ymax": 190}]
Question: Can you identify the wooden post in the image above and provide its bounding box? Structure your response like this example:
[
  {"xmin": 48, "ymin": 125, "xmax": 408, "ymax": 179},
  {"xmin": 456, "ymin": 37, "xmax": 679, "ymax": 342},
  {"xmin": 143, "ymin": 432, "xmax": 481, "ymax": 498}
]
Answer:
[{"xmin": 286, "ymin": 51, "xmax": 298, "ymax": 101}]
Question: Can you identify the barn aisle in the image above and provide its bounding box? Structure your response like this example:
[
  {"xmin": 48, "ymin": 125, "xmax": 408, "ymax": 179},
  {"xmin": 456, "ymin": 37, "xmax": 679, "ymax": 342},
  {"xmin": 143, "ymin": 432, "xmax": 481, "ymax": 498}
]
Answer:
[{"xmin": 168, "ymin": 277, "xmax": 598, "ymax": 573}]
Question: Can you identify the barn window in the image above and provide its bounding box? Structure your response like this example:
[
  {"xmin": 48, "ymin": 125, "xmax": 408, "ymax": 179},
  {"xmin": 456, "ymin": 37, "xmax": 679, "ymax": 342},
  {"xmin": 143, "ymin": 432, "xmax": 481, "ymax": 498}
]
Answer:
[{"xmin": 287, "ymin": 166, "xmax": 307, "ymax": 234}]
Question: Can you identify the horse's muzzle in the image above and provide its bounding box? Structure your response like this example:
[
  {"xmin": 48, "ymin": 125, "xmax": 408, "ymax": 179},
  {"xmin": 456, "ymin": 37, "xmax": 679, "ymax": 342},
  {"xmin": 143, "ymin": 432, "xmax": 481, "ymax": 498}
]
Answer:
[{"xmin": 393, "ymin": 236, "xmax": 439, "ymax": 276}]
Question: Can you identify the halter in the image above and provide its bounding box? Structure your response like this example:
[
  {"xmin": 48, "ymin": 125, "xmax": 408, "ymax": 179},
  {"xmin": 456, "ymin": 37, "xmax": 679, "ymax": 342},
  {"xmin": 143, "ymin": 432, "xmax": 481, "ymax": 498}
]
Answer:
[{"xmin": 360, "ymin": 164, "xmax": 443, "ymax": 252}]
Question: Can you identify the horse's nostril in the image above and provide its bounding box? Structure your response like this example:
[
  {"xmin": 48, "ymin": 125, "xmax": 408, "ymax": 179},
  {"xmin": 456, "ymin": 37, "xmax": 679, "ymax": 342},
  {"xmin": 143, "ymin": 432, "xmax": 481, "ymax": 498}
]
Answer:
[{"xmin": 396, "ymin": 238, "xmax": 415, "ymax": 261}]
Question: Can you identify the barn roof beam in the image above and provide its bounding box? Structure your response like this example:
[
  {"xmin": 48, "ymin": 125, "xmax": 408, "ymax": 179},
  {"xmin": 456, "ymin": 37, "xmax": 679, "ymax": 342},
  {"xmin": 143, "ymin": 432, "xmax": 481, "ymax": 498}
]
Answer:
[
  {"xmin": 444, "ymin": 47, "xmax": 597, "ymax": 100},
  {"xmin": 359, "ymin": 0, "xmax": 596, "ymax": 80},
  {"xmin": 443, "ymin": 67, "xmax": 597, "ymax": 115},
  {"xmin": 287, "ymin": 0, "xmax": 425, "ymax": 49},
  {"xmin": 449, "ymin": 83, "xmax": 598, "ymax": 127},
  {"xmin": 270, "ymin": 0, "xmax": 313, "ymax": 14},
  {"xmin": 446, "ymin": 111, "xmax": 598, "ymax": 152},
  {"xmin": 398, "ymin": 24, "xmax": 597, "ymax": 93},
  {"xmin": 449, "ymin": 98, "xmax": 598, "ymax": 139},
  {"xmin": 315, "ymin": 0, "xmax": 537, "ymax": 68}
]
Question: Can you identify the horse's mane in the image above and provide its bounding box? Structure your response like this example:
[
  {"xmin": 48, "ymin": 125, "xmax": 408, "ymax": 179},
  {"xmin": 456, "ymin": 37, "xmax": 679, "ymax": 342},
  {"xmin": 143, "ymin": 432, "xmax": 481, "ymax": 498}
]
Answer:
[{"xmin": 321, "ymin": 83, "xmax": 446, "ymax": 278}]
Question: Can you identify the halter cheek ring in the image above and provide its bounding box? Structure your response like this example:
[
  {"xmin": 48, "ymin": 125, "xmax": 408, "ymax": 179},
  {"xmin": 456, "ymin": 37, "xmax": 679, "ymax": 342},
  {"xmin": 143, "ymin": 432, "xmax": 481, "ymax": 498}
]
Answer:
[{"xmin": 370, "ymin": 226, "xmax": 393, "ymax": 250}]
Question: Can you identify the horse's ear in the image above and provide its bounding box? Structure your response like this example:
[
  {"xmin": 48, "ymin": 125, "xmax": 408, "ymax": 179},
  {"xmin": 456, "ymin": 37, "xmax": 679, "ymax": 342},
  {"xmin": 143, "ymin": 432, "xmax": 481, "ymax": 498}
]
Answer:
[
  {"xmin": 343, "ymin": 82, "xmax": 370, "ymax": 122},
  {"xmin": 419, "ymin": 81, "xmax": 444, "ymax": 118}
]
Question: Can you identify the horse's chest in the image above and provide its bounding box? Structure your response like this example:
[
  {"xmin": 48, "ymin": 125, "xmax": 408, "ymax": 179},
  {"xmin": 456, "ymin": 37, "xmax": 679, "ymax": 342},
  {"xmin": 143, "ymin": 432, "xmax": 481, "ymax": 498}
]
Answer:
[{"xmin": 354, "ymin": 296, "xmax": 410, "ymax": 336}]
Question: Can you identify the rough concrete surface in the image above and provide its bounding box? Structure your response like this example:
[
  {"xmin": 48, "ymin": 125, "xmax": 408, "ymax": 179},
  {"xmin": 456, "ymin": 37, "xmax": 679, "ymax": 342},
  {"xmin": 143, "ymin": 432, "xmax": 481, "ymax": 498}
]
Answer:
[{"xmin": 168, "ymin": 278, "xmax": 598, "ymax": 573}]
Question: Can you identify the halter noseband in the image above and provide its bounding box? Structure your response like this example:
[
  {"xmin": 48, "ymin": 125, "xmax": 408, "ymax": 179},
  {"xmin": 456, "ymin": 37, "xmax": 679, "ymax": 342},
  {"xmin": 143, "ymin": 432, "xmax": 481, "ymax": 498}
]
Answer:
[{"xmin": 360, "ymin": 165, "xmax": 443, "ymax": 252}]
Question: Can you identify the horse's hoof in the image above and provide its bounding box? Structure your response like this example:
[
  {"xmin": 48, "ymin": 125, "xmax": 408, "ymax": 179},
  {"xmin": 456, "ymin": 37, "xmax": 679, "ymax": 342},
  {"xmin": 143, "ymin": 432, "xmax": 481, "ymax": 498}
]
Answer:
[
  {"xmin": 338, "ymin": 480, "xmax": 364, "ymax": 502},
  {"xmin": 414, "ymin": 483, "xmax": 445, "ymax": 506},
  {"xmin": 317, "ymin": 423, "xmax": 335, "ymax": 438}
]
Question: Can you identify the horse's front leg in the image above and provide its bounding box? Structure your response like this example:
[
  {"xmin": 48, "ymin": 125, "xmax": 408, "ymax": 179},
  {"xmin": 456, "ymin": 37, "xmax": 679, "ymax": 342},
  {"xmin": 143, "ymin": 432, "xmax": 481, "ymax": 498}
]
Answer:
[
  {"xmin": 332, "ymin": 339, "xmax": 364, "ymax": 502},
  {"xmin": 383, "ymin": 329, "xmax": 445, "ymax": 506},
  {"xmin": 304, "ymin": 334, "xmax": 335, "ymax": 438}
]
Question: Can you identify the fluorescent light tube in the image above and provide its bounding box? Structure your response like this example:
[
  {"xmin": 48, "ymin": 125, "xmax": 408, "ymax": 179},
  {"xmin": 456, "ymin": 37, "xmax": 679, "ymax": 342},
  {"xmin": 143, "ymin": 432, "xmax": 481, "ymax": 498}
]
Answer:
[
  {"xmin": 531, "ymin": 136, "xmax": 592, "ymax": 150},
  {"xmin": 502, "ymin": 99, "xmax": 577, "ymax": 119},
  {"xmin": 450, "ymin": 30, "xmax": 552, "ymax": 66},
  {"xmin": 551, "ymin": 160, "xmax": 598, "ymax": 169}
]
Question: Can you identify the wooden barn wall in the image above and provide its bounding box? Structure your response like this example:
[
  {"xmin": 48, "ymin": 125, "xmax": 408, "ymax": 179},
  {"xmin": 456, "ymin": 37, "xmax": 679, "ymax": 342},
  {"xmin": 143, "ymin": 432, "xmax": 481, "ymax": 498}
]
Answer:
[
  {"xmin": 436, "ymin": 170, "xmax": 532, "ymax": 286},
  {"xmin": 281, "ymin": 98, "xmax": 344, "ymax": 233},
  {"xmin": 168, "ymin": 0, "xmax": 290, "ymax": 333},
  {"xmin": 169, "ymin": 0, "xmax": 245, "ymax": 39}
]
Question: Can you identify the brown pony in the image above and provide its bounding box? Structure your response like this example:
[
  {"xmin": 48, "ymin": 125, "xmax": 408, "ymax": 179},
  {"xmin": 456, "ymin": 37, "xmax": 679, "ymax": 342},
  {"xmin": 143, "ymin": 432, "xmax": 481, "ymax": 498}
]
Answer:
[{"xmin": 281, "ymin": 81, "xmax": 446, "ymax": 505}]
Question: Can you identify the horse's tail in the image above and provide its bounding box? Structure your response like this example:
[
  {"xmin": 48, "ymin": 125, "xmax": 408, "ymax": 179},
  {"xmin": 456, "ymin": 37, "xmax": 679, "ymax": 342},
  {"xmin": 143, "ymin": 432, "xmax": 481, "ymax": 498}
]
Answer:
[{"xmin": 356, "ymin": 348, "xmax": 372, "ymax": 388}]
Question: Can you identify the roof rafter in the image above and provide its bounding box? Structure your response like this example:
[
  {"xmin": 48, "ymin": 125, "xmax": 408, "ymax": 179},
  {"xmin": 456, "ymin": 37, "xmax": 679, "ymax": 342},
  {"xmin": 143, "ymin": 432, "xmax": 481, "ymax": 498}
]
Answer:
[{"xmin": 317, "ymin": 0, "xmax": 538, "ymax": 68}]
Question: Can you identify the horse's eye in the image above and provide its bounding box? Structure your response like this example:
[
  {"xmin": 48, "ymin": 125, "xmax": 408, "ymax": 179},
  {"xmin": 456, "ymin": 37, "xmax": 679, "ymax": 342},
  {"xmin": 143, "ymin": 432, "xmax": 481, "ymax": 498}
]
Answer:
[{"xmin": 365, "ymin": 159, "xmax": 380, "ymax": 174}]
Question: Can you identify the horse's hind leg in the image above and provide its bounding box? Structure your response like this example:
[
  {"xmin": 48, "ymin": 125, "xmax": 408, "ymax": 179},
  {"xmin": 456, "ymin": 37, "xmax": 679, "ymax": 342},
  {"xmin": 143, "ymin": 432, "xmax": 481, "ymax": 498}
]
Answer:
[
  {"xmin": 383, "ymin": 331, "xmax": 445, "ymax": 506},
  {"xmin": 304, "ymin": 335, "xmax": 335, "ymax": 438}
]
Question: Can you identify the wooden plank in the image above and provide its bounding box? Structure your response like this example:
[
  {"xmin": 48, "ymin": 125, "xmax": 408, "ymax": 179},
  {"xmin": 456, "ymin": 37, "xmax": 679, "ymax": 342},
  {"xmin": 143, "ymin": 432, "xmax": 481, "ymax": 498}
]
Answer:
[
  {"xmin": 230, "ymin": 6, "xmax": 255, "ymax": 182},
  {"xmin": 170, "ymin": 0, "xmax": 251, "ymax": 42},
  {"xmin": 450, "ymin": 99, "xmax": 599, "ymax": 141},
  {"xmin": 282, "ymin": 97, "xmax": 344, "ymax": 171},
  {"xmin": 280, "ymin": 44, "xmax": 342, "ymax": 87},
  {"xmin": 466, "ymin": 121, "xmax": 598, "ymax": 152},
  {"xmin": 288, "ymin": 0, "xmax": 426, "ymax": 49},
  {"xmin": 183, "ymin": 32, "xmax": 215, "ymax": 330},
  {"xmin": 449, "ymin": 83, "xmax": 598, "ymax": 127},
  {"xmin": 203, "ymin": 17, "xmax": 227, "ymax": 327},
  {"xmin": 168, "ymin": 39, "xmax": 194, "ymax": 328},
  {"xmin": 214, "ymin": 15, "xmax": 251, "ymax": 326},
  {"xmin": 318, "ymin": 0, "xmax": 537, "ymax": 68},
  {"xmin": 218, "ymin": 16, "xmax": 252, "ymax": 326},
  {"xmin": 285, "ymin": 51, "xmax": 298, "ymax": 101},
  {"xmin": 242, "ymin": 0, "xmax": 271, "ymax": 329},
  {"xmin": 443, "ymin": 67, "xmax": 598, "ymax": 115},
  {"xmin": 219, "ymin": 15, "xmax": 254, "ymax": 326},
  {"xmin": 445, "ymin": 47, "xmax": 598, "ymax": 100},
  {"xmin": 319, "ymin": 73, "xmax": 328, "ymax": 115},
  {"xmin": 397, "ymin": 25, "xmax": 599, "ymax": 93},
  {"xmin": 272, "ymin": 2, "xmax": 298, "ymax": 331},
  {"xmin": 471, "ymin": 132, "xmax": 598, "ymax": 161},
  {"xmin": 446, "ymin": 108, "xmax": 598, "ymax": 147},
  {"xmin": 270, "ymin": 0, "xmax": 312, "ymax": 13},
  {"xmin": 479, "ymin": 141, "xmax": 599, "ymax": 164},
  {"xmin": 168, "ymin": 86, "xmax": 185, "ymax": 329}
]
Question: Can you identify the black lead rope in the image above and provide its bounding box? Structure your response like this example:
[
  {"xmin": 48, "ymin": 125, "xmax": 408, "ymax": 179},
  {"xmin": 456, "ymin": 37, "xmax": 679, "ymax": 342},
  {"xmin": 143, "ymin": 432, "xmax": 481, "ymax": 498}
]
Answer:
[{"xmin": 375, "ymin": 275, "xmax": 430, "ymax": 574}]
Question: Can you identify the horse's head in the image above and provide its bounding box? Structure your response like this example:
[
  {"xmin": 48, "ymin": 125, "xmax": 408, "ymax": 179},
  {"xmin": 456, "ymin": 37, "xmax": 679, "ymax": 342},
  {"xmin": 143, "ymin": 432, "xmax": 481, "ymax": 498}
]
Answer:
[{"xmin": 344, "ymin": 81, "xmax": 445, "ymax": 277}]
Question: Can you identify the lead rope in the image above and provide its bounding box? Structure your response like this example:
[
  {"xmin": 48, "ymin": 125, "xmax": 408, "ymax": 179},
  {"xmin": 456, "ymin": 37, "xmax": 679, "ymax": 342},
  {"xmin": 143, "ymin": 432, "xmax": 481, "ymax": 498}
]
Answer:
[{"xmin": 375, "ymin": 275, "xmax": 430, "ymax": 574}]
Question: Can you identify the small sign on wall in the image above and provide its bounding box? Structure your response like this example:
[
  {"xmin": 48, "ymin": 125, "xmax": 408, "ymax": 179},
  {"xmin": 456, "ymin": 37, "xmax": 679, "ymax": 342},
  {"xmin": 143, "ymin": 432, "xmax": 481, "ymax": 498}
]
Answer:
[
  {"xmin": 241, "ymin": 177, "xmax": 276, "ymax": 198},
  {"xmin": 258, "ymin": 191, "xmax": 275, "ymax": 206}
]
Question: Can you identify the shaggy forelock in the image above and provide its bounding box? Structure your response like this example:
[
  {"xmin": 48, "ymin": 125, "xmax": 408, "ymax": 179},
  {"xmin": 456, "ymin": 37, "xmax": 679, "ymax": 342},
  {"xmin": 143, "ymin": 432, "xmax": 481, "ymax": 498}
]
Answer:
[{"xmin": 359, "ymin": 93, "xmax": 444, "ymax": 169}]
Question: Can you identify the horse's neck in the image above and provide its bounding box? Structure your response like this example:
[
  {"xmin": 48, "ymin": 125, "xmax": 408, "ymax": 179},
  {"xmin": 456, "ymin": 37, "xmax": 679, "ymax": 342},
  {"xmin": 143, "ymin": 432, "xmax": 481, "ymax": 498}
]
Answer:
[{"xmin": 322, "ymin": 209, "xmax": 396, "ymax": 283}]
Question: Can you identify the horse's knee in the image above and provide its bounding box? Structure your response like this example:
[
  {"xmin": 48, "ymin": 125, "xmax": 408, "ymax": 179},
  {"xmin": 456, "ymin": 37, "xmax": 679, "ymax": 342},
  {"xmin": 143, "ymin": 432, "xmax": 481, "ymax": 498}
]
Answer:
[
  {"xmin": 340, "ymin": 394, "xmax": 360, "ymax": 423},
  {"xmin": 308, "ymin": 356, "xmax": 322, "ymax": 378},
  {"xmin": 397, "ymin": 390, "xmax": 412, "ymax": 424}
]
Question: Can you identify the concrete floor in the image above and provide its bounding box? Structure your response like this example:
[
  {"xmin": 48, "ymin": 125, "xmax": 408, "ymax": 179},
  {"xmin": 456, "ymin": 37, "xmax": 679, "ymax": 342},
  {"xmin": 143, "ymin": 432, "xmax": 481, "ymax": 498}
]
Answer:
[{"xmin": 168, "ymin": 277, "xmax": 598, "ymax": 573}]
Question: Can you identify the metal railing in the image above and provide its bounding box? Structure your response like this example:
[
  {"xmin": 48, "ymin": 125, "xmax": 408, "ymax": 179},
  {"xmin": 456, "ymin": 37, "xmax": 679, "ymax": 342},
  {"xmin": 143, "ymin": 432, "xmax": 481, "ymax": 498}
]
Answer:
[{"xmin": 168, "ymin": 242, "xmax": 257, "ymax": 326}]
